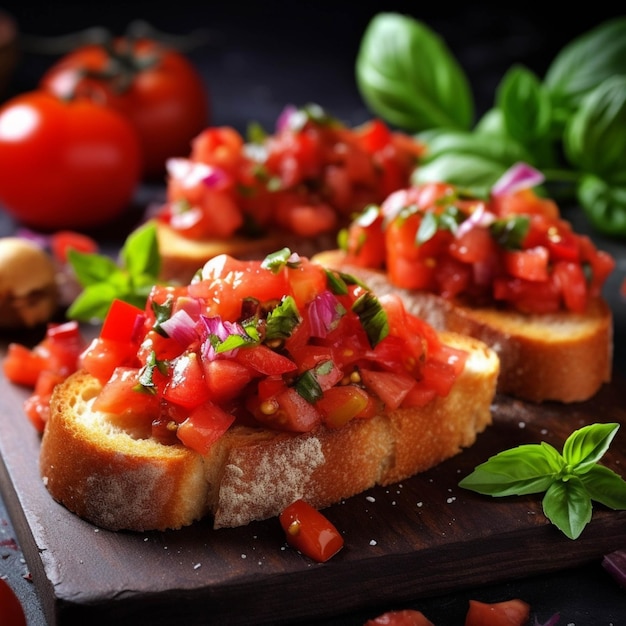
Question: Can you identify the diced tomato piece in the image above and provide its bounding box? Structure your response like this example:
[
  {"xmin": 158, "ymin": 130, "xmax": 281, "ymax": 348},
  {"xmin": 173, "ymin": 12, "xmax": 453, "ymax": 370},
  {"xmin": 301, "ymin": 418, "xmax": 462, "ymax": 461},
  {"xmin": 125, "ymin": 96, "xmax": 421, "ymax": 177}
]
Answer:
[
  {"xmin": 176, "ymin": 401, "xmax": 236, "ymax": 454},
  {"xmin": 553, "ymin": 260, "xmax": 588, "ymax": 313},
  {"xmin": 100, "ymin": 299, "xmax": 146, "ymax": 343},
  {"xmin": 190, "ymin": 126, "xmax": 244, "ymax": 172},
  {"xmin": 316, "ymin": 385, "xmax": 370, "ymax": 428},
  {"xmin": 234, "ymin": 344, "xmax": 297, "ymax": 376},
  {"xmin": 364, "ymin": 609, "xmax": 435, "ymax": 626},
  {"xmin": 450, "ymin": 226, "xmax": 497, "ymax": 264},
  {"xmin": 43, "ymin": 321, "xmax": 85, "ymax": 376},
  {"xmin": 92, "ymin": 367, "xmax": 160, "ymax": 417},
  {"xmin": 359, "ymin": 368, "xmax": 416, "ymax": 411},
  {"xmin": 23, "ymin": 369, "xmax": 66, "ymax": 431},
  {"xmin": 464, "ymin": 598, "xmax": 530, "ymax": 626},
  {"xmin": 203, "ymin": 358, "xmax": 254, "ymax": 403},
  {"xmin": 163, "ymin": 352, "xmax": 210, "ymax": 409},
  {"xmin": 80, "ymin": 336, "xmax": 141, "ymax": 384},
  {"xmin": 251, "ymin": 386, "xmax": 322, "ymax": 432},
  {"xmin": 343, "ymin": 207, "xmax": 386, "ymax": 269},
  {"xmin": 3, "ymin": 343, "xmax": 47, "ymax": 387},
  {"xmin": 0, "ymin": 578, "xmax": 27, "ymax": 626},
  {"xmin": 357, "ymin": 118, "xmax": 393, "ymax": 153},
  {"xmin": 504, "ymin": 246, "xmax": 549, "ymax": 282},
  {"xmin": 279, "ymin": 499, "xmax": 344, "ymax": 563}
]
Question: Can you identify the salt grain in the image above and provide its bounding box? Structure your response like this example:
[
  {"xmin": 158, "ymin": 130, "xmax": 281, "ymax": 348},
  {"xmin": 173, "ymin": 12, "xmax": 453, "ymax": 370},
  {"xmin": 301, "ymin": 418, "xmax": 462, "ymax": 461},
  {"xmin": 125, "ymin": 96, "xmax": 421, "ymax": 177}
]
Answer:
[
  {"xmin": 366, "ymin": 496, "xmax": 376, "ymax": 503},
  {"xmin": 369, "ymin": 540, "xmax": 377, "ymax": 546}
]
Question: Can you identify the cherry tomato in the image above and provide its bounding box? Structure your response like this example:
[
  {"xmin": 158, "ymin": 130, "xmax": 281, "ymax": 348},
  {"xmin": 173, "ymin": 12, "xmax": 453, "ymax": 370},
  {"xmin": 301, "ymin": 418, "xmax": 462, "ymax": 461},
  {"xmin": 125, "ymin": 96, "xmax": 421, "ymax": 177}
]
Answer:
[
  {"xmin": 0, "ymin": 578, "xmax": 27, "ymax": 626},
  {"xmin": 464, "ymin": 598, "xmax": 530, "ymax": 626},
  {"xmin": 41, "ymin": 37, "xmax": 210, "ymax": 179},
  {"xmin": 279, "ymin": 499, "xmax": 344, "ymax": 562},
  {"xmin": 0, "ymin": 91, "xmax": 141, "ymax": 231}
]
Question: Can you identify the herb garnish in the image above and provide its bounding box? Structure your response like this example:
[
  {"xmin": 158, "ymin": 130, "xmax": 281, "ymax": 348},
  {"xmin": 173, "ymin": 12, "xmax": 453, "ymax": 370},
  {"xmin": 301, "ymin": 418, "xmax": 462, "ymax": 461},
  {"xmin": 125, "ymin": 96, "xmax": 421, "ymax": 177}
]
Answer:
[{"xmin": 459, "ymin": 423, "xmax": 626, "ymax": 539}]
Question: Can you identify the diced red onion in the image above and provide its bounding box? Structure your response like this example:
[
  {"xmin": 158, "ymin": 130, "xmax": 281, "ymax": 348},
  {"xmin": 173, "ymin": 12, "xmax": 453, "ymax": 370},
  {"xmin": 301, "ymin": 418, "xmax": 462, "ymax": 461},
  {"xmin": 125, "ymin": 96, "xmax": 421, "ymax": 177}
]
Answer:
[
  {"xmin": 159, "ymin": 309, "xmax": 198, "ymax": 346},
  {"xmin": 198, "ymin": 315, "xmax": 247, "ymax": 360},
  {"xmin": 276, "ymin": 104, "xmax": 298, "ymax": 132},
  {"xmin": 308, "ymin": 291, "xmax": 345, "ymax": 338},
  {"xmin": 491, "ymin": 162, "xmax": 545, "ymax": 197},
  {"xmin": 602, "ymin": 549, "xmax": 626, "ymax": 589},
  {"xmin": 455, "ymin": 202, "xmax": 495, "ymax": 239},
  {"xmin": 165, "ymin": 158, "xmax": 230, "ymax": 190}
]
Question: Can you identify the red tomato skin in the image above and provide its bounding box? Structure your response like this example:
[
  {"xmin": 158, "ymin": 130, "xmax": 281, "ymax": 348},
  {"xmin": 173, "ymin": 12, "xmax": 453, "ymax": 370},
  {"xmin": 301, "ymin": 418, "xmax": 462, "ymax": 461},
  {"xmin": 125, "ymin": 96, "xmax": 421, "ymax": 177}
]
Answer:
[
  {"xmin": 41, "ymin": 38, "xmax": 210, "ymax": 179},
  {"xmin": 0, "ymin": 91, "xmax": 141, "ymax": 231},
  {"xmin": 3, "ymin": 343, "xmax": 47, "ymax": 387},
  {"xmin": 464, "ymin": 599, "xmax": 531, "ymax": 626},
  {"xmin": 364, "ymin": 609, "xmax": 435, "ymax": 626},
  {"xmin": 279, "ymin": 499, "xmax": 344, "ymax": 562},
  {"xmin": 0, "ymin": 578, "xmax": 27, "ymax": 626}
]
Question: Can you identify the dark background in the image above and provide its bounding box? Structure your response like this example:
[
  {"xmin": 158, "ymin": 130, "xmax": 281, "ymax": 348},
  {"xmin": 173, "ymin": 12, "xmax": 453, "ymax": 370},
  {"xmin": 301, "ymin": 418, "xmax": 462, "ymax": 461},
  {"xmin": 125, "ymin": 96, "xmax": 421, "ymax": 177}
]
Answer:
[{"xmin": 1, "ymin": 3, "xmax": 625, "ymax": 625}]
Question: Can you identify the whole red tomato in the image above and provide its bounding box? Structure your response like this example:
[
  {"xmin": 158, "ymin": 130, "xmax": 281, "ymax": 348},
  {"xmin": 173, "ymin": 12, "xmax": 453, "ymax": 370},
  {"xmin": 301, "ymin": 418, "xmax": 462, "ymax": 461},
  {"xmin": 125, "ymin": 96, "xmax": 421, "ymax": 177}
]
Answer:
[
  {"xmin": 40, "ymin": 38, "xmax": 210, "ymax": 179},
  {"xmin": 0, "ymin": 90, "xmax": 141, "ymax": 231}
]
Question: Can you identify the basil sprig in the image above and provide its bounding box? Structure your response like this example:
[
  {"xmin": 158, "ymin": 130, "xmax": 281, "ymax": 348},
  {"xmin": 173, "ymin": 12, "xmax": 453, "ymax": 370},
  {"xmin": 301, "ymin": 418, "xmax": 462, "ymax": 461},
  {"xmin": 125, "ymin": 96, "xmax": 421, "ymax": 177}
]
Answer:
[
  {"xmin": 356, "ymin": 14, "xmax": 626, "ymax": 236},
  {"xmin": 66, "ymin": 222, "xmax": 162, "ymax": 322},
  {"xmin": 459, "ymin": 423, "xmax": 626, "ymax": 540}
]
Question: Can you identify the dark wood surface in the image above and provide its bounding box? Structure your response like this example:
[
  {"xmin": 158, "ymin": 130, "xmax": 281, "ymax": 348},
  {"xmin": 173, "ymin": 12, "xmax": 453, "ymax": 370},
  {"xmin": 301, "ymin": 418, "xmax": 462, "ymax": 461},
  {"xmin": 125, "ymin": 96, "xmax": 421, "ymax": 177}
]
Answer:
[{"xmin": 1, "ymin": 345, "xmax": 625, "ymax": 625}]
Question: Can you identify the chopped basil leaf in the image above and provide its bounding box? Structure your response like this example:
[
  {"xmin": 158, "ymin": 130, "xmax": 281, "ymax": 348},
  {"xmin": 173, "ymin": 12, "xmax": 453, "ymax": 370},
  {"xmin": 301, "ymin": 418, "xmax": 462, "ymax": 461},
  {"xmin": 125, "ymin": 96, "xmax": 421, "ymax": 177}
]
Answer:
[
  {"xmin": 294, "ymin": 361, "xmax": 333, "ymax": 403},
  {"xmin": 490, "ymin": 216, "xmax": 530, "ymax": 249},
  {"xmin": 352, "ymin": 292, "xmax": 389, "ymax": 347},
  {"xmin": 416, "ymin": 205, "xmax": 463, "ymax": 244},
  {"xmin": 262, "ymin": 248, "xmax": 301, "ymax": 273},
  {"xmin": 135, "ymin": 351, "xmax": 166, "ymax": 394},
  {"xmin": 265, "ymin": 295, "xmax": 301, "ymax": 341},
  {"xmin": 152, "ymin": 297, "xmax": 174, "ymax": 336}
]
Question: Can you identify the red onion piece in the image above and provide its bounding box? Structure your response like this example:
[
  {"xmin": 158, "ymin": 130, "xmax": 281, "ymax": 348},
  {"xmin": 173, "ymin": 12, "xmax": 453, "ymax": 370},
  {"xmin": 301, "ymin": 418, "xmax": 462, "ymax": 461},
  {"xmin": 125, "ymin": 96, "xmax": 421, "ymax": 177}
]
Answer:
[
  {"xmin": 492, "ymin": 162, "xmax": 545, "ymax": 197},
  {"xmin": 602, "ymin": 549, "xmax": 626, "ymax": 589}
]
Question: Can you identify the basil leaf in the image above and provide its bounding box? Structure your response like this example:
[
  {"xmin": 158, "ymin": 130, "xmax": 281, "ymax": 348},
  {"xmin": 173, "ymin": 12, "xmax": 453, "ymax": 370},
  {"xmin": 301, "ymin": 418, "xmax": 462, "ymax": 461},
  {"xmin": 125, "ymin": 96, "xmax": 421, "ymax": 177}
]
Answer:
[
  {"xmin": 262, "ymin": 248, "xmax": 300, "ymax": 273},
  {"xmin": 542, "ymin": 478, "xmax": 592, "ymax": 540},
  {"xmin": 577, "ymin": 174, "xmax": 626, "ymax": 236},
  {"xmin": 489, "ymin": 216, "xmax": 530, "ymax": 250},
  {"xmin": 121, "ymin": 222, "xmax": 161, "ymax": 278},
  {"xmin": 579, "ymin": 464, "xmax": 626, "ymax": 510},
  {"xmin": 265, "ymin": 296, "xmax": 300, "ymax": 342},
  {"xmin": 564, "ymin": 75, "xmax": 626, "ymax": 183},
  {"xmin": 356, "ymin": 13, "xmax": 473, "ymax": 132},
  {"xmin": 544, "ymin": 17, "xmax": 626, "ymax": 116},
  {"xmin": 67, "ymin": 248, "xmax": 119, "ymax": 286},
  {"xmin": 416, "ymin": 205, "xmax": 463, "ymax": 244},
  {"xmin": 562, "ymin": 422, "xmax": 619, "ymax": 473},
  {"xmin": 351, "ymin": 291, "xmax": 389, "ymax": 347},
  {"xmin": 496, "ymin": 64, "xmax": 552, "ymax": 143},
  {"xmin": 458, "ymin": 443, "xmax": 563, "ymax": 496},
  {"xmin": 66, "ymin": 283, "xmax": 118, "ymax": 322}
]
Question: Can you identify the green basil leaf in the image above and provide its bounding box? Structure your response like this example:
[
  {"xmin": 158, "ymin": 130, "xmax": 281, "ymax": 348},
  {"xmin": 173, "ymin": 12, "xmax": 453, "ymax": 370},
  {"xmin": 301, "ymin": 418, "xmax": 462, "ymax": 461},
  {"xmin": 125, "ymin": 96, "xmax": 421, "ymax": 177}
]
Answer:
[
  {"xmin": 412, "ymin": 152, "xmax": 506, "ymax": 193},
  {"xmin": 496, "ymin": 64, "xmax": 552, "ymax": 142},
  {"xmin": 544, "ymin": 17, "xmax": 626, "ymax": 116},
  {"xmin": 579, "ymin": 464, "xmax": 626, "ymax": 510},
  {"xmin": 262, "ymin": 248, "xmax": 300, "ymax": 273},
  {"xmin": 564, "ymin": 75, "xmax": 626, "ymax": 182},
  {"xmin": 67, "ymin": 248, "xmax": 119, "ymax": 286},
  {"xmin": 577, "ymin": 174, "xmax": 626, "ymax": 236},
  {"xmin": 121, "ymin": 222, "xmax": 161, "ymax": 278},
  {"xmin": 458, "ymin": 443, "xmax": 564, "ymax": 496},
  {"xmin": 542, "ymin": 477, "xmax": 592, "ymax": 540},
  {"xmin": 489, "ymin": 216, "xmax": 530, "ymax": 250},
  {"xmin": 562, "ymin": 422, "xmax": 619, "ymax": 473},
  {"xmin": 352, "ymin": 291, "xmax": 389, "ymax": 347},
  {"xmin": 66, "ymin": 283, "xmax": 118, "ymax": 322},
  {"xmin": 265, "ymin": 295, "xmax": 300, "ymax": 342},
  {"xmin": 355, "ymin": 13, "xmax": 473, "ymax": 132}
]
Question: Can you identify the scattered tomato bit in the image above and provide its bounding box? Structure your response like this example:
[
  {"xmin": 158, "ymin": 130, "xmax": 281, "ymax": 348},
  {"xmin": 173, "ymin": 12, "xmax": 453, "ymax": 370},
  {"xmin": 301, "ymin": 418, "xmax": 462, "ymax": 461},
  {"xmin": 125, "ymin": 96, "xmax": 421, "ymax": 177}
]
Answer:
[
  {"xmin": 364, "ymin": 609, "xmax": 435, "ymax": 625},
  {"xmin": 279, "ymin": 499, "xmax": 344, "ymax": 563},
  {"xmin": 464, "ymin": 598, "xmax": 530, "ymax": 626}
]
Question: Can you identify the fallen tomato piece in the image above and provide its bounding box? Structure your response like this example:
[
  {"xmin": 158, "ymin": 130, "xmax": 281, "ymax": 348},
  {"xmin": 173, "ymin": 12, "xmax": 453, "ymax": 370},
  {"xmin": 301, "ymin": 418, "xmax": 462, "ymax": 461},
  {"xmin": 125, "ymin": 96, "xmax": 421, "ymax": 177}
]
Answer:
[
  {"xmin": 465, "ymin": 598, "xmax": 530, "ymax": 626},
  {"xmin": 279, "ymin": 499, "xmax": 344, "ymax": 562},
  {"xmin": 364, "ymin": 609, "xmax": 435, "ymax": 625}
]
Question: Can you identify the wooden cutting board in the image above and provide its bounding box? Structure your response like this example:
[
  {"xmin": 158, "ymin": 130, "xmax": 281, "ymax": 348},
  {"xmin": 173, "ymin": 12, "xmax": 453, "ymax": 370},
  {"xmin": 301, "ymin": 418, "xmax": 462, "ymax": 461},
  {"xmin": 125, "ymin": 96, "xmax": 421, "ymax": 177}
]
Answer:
[{"xmin": 1, "ymin": 334, "xmax": 625, "ymax": 626}]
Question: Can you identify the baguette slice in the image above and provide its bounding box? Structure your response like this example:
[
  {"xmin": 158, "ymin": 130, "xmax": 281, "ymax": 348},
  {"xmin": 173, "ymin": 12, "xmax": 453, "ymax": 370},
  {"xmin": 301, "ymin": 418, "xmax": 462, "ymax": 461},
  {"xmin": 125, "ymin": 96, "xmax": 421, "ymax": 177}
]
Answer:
[
  {"xmin": 40, "ymin": 332, "xmax": 498, "ymax": 532},
  {"xmin": 314, "ymin": 249, "xmax": 612, "ymax": 403},
  {"xmin": 154, "ymin": 219, "xmax": 339, "ymax": 284}
]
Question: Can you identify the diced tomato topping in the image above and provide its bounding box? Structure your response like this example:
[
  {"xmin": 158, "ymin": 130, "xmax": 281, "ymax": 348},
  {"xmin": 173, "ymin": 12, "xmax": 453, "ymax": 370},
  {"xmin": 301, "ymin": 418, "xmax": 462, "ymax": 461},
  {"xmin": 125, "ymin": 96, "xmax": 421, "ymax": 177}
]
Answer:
[
  {"xmin": 158, "ymin": 106, "xmax": 423, "ymax": 241},
  {"xmin": 279, "ymin": 499, "xmax": 344, "ymax": 563},
  {"xmin": 343, "ymin": 180, "xmax": 614, "ymax": 314},
  {"xmin": 3, "ymin": 343, "xmax": 47, "ymax": 387},
  {"xmin": 316, "ymin": 385, "xmax": 371, "ymax": 428},
  {"xmin": 92, "ymin": 367, "xmax": 160, "ymax": 419}
]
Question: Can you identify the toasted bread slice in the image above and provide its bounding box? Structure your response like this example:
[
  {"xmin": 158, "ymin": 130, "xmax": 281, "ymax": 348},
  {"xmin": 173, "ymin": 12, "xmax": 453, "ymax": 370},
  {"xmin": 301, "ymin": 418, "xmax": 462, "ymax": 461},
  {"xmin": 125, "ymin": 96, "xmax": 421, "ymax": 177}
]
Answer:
[
  {"xmin": 40, "ymin": 333, "xmax": 498, "ymax": 531},
  {"xmin": 314, "ymin": 250, "xmax": 612, "ymax": 403},
  {"xmin": 154, "ymin": 220, "xmax": 338, "ymax": 283}
]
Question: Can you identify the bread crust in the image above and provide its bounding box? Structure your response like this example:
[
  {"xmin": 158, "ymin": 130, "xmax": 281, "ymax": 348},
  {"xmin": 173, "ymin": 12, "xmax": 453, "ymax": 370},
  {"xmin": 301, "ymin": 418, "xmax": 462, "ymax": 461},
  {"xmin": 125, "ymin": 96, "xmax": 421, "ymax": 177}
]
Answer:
[
  {"xmin": 314, "ymin": 249, "xmax": 613, "ymax": 403},
  {"xmin": 153, "ymin": 219, "xmax": 339, "ymax": 283},
  {"xmin": 40, "ymin": 334, "xmax": 498, "ymax": 531}
]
